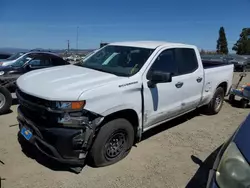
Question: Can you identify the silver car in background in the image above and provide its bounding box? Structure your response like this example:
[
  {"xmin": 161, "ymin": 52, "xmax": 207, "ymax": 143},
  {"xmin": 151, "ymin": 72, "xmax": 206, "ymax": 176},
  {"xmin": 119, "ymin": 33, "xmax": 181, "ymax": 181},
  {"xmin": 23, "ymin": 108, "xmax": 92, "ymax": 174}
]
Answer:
[
  {"xmin": 228, "ymin": 56, "xmax": 250, "ymax": 72},
  {"xmin": 0, "ymin": 52, "xmax": 27, "ymax": 66}
]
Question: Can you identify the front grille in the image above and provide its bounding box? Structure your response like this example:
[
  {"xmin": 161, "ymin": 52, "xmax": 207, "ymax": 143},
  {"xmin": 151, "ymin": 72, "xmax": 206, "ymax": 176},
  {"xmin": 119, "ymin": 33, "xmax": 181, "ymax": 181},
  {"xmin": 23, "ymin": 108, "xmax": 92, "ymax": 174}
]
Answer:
[
  {"xmin": 17, "ymin": 88, "xmax": 60, "ymax": 128},
  {"xmin": 16, "ymin": 88, "xmax": 52, "ymax": 108}
]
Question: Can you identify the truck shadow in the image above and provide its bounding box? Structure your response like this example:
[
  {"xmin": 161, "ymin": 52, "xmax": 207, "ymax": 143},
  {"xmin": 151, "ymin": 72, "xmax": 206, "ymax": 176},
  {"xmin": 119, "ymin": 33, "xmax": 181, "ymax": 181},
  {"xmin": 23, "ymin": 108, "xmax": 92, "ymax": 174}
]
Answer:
[
  {"xmin": 185, "ymin": 145, "xmax": 222, "ymax": 188},
  {"xmin": 12, "ymin": 98, "xmax": 19, "ymax": 105}
]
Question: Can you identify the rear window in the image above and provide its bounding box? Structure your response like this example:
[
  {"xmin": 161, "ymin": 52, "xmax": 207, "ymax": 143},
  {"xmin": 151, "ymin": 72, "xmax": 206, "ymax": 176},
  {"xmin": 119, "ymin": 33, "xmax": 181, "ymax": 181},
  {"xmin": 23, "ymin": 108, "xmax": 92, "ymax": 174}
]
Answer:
[{"xmin": 175, "ymin": 48, "xmax": 198, "ymax": 75}]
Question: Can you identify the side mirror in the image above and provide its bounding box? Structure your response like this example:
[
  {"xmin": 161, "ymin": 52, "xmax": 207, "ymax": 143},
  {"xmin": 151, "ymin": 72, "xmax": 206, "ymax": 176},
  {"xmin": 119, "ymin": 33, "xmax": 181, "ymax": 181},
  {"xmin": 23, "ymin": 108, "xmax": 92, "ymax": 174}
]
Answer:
[{"xmin": 147, "ymin": 71, "xmax": 172, "ymax": 88}]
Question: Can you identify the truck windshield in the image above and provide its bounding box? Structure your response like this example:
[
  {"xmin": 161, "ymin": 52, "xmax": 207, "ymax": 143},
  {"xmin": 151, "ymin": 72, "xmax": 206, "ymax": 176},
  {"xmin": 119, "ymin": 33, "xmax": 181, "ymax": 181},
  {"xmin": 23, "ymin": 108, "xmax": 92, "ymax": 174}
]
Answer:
[{"xmin": 75, "ymin": 45, "xmax": 154, "ymax": 76}]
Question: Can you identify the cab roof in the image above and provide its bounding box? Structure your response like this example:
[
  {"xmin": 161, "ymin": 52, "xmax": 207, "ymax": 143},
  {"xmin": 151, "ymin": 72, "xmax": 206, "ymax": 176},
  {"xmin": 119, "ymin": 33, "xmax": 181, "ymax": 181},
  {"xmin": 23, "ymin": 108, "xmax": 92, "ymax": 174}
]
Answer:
[{"xmin": 109, "ymin": 41, "xmax": 195, "ymax": 49}]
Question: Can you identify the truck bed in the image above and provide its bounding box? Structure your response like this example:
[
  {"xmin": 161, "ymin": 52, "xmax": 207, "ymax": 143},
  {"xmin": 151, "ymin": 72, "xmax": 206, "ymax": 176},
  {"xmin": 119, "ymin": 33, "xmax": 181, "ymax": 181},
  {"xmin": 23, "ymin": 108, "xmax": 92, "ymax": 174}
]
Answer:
[
  {"xmin": 199, "ymin": 62, "xmax": 234, "ymax": 107},
  {"xmin": 202, "ymin": 60, "xmax": 232, "ymax": 69}
]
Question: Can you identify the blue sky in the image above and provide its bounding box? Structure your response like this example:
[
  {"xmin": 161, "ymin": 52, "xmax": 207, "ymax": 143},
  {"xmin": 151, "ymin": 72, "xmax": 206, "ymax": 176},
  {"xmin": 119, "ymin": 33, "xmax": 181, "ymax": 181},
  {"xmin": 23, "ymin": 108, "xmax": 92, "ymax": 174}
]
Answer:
[{"xmin": 0, "ymin": 0, "xmax": 249, "ymax": 51}]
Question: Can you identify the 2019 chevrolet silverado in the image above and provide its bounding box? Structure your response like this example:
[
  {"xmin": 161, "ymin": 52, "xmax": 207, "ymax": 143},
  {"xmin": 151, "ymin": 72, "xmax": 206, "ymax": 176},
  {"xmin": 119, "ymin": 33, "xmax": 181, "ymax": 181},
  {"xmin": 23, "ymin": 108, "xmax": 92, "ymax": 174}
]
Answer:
[
  {"xmin": 16, "ymin": 41, "xmax": 234, "ymax": 171},
  {"xmin": 0, "ymin": 51, "xmax": 69, "ymax": 114}
]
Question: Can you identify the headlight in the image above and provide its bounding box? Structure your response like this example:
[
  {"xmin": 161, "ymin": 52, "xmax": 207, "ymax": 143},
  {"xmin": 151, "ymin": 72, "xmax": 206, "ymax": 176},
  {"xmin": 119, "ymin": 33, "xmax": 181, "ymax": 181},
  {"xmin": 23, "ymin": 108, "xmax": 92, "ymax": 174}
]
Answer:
[
  {"xmin": 216, "ymin": 142, "xmax": 250, "ymax": 188},
  {"xmin": 0, "ymin": 71, "xmax": 5, "ymax": 75},
  {"xmin": 55, "ymin": 101, "xmax": 86, "ymax": 110}
]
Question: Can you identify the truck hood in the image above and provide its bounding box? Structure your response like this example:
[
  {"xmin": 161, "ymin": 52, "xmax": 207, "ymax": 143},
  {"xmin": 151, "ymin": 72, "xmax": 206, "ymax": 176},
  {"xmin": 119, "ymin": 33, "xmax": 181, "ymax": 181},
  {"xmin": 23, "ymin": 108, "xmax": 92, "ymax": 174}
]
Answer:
[{"xmin": 16, "ymin": 65, "xmax": 122, "ymax": 101}]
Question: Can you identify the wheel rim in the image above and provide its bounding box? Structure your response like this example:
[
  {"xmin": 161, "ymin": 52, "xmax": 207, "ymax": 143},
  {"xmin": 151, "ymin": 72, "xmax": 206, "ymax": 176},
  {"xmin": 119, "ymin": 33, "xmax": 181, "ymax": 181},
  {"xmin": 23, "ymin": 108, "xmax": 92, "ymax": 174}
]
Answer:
[
  {"xmin": 0, "ymin": 93, "xmax": 6, "ymax": 109},
  {"xmin": 104, "ymin": 130, "xmax": 127, "ymax": 159},
  {"xmin": 215, "ymin": 94, "xmax": 223, "ymax": 111}
]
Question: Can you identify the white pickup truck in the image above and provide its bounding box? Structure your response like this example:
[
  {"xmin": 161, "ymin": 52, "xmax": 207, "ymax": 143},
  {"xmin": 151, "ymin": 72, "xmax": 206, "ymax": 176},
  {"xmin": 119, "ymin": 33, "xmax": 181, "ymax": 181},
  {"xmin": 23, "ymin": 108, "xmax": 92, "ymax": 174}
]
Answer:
[{"xmin": 16, "ymin": 41, "xmax": 234, "ymax": 171}]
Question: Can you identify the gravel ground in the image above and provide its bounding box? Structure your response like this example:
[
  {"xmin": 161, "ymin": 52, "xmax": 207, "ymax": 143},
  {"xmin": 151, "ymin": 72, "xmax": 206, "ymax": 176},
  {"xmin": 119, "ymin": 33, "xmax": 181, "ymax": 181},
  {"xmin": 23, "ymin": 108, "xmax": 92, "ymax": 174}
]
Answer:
[{"xmin": 0, "ymin": 72, "xmax": 249, "ymax": 188}]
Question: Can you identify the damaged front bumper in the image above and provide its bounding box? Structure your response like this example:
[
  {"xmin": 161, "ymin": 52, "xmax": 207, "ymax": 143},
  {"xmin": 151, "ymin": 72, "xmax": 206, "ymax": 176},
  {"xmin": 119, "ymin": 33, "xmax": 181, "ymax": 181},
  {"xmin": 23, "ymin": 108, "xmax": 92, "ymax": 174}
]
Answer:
[{"xmin": 17, "ymin": 103, "xmax": 103, "ymax": 166}]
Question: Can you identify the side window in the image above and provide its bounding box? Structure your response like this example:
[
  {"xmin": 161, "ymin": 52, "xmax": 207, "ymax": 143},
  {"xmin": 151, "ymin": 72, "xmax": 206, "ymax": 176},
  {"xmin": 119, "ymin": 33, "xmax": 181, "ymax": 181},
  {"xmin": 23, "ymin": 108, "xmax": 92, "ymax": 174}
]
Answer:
[
  {"xmin": 175, "ymin": 48, "xmax": 198, "ymax": 75},
  {"xmin": 29, "ymin": 59, "xmax": 41, "ymax": 66},
  {"xmin": 147, "ymin": 49, "xmax": 178, "ymax": 78},
  {"xmin": 29, "ymin": 56, "xmax": 51, "ymax": 66},
  {"xmin": 50, "ymin": 56, "xmax": 69, "ymax": 66}
]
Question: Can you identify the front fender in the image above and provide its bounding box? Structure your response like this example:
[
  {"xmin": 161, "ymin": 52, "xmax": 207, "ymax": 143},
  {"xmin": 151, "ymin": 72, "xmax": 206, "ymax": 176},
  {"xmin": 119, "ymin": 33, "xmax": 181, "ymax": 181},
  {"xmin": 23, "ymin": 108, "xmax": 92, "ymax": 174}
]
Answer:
[{"xmin": 100, "ymin": 104, "xmax": 141, "ymax": 117}]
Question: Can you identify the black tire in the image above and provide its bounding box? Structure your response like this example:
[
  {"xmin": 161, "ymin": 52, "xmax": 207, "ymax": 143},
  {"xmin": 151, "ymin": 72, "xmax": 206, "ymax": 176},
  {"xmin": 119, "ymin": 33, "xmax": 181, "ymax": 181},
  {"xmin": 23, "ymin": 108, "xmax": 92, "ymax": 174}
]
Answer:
[
  {"xmin": 204, "ymin": 87, "xmax": 225, "ymax": 115},
  {"xmin": 229, "ymin": 94, "xmax": 235, "ymax": 104},
  {"xmin": 0, "ymin": 87, "xmax": 12, "ymax": 115},
  {"xmin": 240, "ymin": 99, "xmax": 249, "ymax": 108},
  {"xmin": 241, "ymin": 66, "xmax": 246, "ymax": 72},
  {"xmin": 89, "ymin": 118, "xmax": 134, "ymax": 167}
]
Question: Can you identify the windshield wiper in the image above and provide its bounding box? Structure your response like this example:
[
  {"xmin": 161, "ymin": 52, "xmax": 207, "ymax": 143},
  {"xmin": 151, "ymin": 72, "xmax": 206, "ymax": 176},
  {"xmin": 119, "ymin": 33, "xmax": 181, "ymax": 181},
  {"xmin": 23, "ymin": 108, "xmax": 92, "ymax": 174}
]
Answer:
[
  {"xmin": 76, "ymin": 64, "xmax": 128, "ymax": 77},
  {"xmin": 88, "ymin": 67, "xmax": 117, "ymax": 75}
]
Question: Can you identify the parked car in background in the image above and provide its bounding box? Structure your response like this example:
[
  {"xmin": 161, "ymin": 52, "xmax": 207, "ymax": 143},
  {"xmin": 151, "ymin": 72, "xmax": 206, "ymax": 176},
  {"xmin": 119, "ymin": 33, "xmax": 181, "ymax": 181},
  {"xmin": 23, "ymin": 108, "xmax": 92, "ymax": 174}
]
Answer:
[
  {"xmin": 201, "ymin": 54, "xmax": 229, "ymax": 63},
  {"xmin": 0, "ymin": 53, "xmax": 12, "ymax": 61},
  {"xmin": 0, "ymin": 51, "xmax": 70, "ymax": 114},
  {"xmin": 207, "ymin": 113, "xmax": 250, "ymax": 188},
  {"xmin": 201, "ymin": 54, "xmax": 250, "ymax": 72},
  {"xmin": 16, "ymin": 41, "xmax": 233, "ymax": 172},
  {"xmin": 0, "ymin": 52, "xmax": 27, "ymax": 66},
  {"xmin": 228, "ymin": 56, "xmax": 250, "ymax": 72}
]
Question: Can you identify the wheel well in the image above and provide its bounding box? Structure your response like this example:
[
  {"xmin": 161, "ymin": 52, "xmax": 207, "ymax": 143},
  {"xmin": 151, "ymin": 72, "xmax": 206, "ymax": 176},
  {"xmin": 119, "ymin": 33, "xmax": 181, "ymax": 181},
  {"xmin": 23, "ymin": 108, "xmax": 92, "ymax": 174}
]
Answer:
[
  {"xmin": 101, "ymin": 109, "xmax": 139, "ymax": 140},
  {"xmin": 217, "ymin": 82, "xmax": 227, "ymax": 94}
]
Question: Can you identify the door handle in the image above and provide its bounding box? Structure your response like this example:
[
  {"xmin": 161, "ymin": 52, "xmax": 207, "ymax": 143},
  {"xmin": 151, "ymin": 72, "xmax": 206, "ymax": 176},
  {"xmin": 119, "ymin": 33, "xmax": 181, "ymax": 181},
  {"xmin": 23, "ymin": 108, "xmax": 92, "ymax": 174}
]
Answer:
[
  {"xmin": 175, "ymin": 82, "xmax": 184, "ymax": 88},
  {"xmin": 196, "ymin": 77, "xmax": 203, "ymax": 83}
]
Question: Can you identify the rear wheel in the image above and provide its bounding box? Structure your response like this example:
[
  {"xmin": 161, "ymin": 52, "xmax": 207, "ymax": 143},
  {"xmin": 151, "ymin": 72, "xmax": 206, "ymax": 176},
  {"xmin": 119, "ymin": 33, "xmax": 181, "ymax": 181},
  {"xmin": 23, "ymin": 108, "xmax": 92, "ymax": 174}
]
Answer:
[
  {"xmin": 89, "ymin": 118, "xmax": 134, "ymax": 167},
  {"xmin": 229, "ymin": 94, "xmax": 235, "ymax": 104},
  {"xmin": 204, "ymin": 87, "xmax": 225, "ymax": 115},
  {"xmin": 240, "ymin": 99, "xmax": 249, "ymax": 108},
  {"xmin": 0, "ymin": 87, "xmax": 12, "ymax": 115}
]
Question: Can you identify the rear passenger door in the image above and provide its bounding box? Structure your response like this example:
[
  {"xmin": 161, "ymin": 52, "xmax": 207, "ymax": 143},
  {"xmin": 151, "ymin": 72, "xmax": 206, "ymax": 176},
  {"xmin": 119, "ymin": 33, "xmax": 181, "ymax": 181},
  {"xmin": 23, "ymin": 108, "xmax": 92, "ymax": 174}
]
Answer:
[{"xmin": 175, "ymin": 48, "xmax": 204, "ymax": 113}]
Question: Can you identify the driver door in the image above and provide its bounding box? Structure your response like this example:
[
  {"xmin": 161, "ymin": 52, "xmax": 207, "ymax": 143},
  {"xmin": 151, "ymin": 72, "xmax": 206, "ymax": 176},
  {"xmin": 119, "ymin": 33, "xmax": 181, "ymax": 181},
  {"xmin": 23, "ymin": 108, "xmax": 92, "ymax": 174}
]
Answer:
[{"xmin": 142, "ymin": 48, "xmax": 184, "ymax": 129}]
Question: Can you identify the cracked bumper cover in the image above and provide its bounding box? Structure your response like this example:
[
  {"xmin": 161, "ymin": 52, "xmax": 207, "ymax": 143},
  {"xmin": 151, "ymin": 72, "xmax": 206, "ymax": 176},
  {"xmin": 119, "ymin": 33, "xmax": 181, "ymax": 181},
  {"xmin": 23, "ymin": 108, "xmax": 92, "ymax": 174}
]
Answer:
[{"xmin": 17, "ymin": 106, "xmax": 103, "ymax": 165}]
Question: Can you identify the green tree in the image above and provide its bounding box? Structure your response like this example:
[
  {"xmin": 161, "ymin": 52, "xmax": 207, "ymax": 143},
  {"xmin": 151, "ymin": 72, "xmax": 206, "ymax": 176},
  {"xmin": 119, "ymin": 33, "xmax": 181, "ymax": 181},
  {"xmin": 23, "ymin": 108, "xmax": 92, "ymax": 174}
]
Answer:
[
  {"xmin": 232, "ymin": 28, "xmax": 250, "ymax": 55},
  {"xmin": 216, "ymin": 27, "xmax": 229, "ymax": 54},
  {"xmin": 200, "ymin": 49, "xmax": 206, "ymax": 54}
]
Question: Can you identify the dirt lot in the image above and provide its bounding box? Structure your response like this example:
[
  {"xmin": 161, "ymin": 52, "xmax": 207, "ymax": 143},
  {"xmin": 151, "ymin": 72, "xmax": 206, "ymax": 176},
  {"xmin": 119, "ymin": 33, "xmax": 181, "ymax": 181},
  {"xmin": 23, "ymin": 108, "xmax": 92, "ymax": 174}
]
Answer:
[{"xmin": 0, "ymin": 73, "xmax": 249, "ymax": 188}]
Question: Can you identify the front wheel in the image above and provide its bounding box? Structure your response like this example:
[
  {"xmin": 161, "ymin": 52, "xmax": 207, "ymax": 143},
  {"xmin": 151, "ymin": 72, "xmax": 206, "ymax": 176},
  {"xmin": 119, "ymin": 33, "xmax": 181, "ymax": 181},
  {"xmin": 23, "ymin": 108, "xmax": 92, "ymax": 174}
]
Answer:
[
  {"xmin": 89, "ymin": 118, "xmax": 134, "ymax": 167},
  {"xmin": 204, "ymin": 87, "xmax": 225, "ymax": 115},
  {"xmin": 0, "ymin": 87, "xmax": 12, "ymax": 115}
]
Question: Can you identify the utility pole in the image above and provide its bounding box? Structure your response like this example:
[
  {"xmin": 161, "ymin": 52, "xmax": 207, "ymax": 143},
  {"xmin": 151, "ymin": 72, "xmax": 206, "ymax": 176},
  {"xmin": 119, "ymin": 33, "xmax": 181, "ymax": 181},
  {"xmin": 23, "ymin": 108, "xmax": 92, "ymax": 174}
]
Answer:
[
  {"xmin": 76, "ymin": 26, "xmax": 79, "ymax": 55},
  {"xmin": 67, "ymin": 40, "xmax": 70, "ymax": 52}
]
